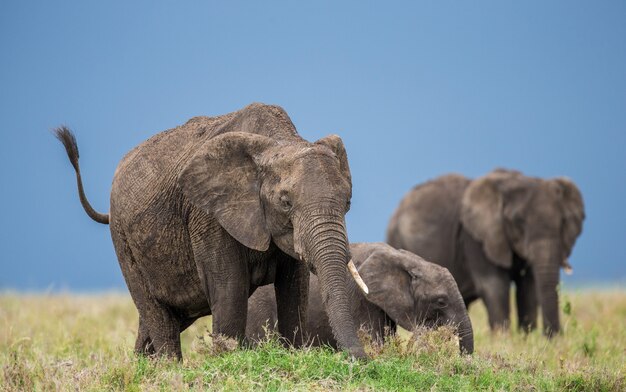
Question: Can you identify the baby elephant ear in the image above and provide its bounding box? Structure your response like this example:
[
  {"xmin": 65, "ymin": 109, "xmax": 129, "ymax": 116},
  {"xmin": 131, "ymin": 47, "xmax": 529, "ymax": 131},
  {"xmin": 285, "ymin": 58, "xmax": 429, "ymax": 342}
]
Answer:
[
  {"xmin": 461, "ymin": 174, "xmax": 512, "ymax": 268},
  {"xmin": 315, "ymin": 135, "xmax": 352, "ymax": 183},
  {"xmin": 178, "ymin": 132, "xmax": 276, "ymax": 251},
  {"xmin": 357, "ymin": 246, "xmax": 416, "ymax": 329}
]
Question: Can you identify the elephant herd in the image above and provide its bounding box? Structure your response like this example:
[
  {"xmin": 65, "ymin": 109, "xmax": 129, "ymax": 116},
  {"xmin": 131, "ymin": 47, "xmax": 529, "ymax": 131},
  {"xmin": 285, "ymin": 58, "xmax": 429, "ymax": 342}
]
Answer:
[{"xmin": 55, "ymin": 103, "xmax": 584, "ymax": 360}]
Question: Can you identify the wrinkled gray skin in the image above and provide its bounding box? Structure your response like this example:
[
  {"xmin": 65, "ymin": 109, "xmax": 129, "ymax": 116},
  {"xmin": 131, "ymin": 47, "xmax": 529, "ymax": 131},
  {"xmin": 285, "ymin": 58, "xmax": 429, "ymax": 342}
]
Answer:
[
  {"xmin": 387, "ymin": 169, "xmax": 585, "ymax": 337},
  {"xmin": 54, "ymin": 103, "xmax": 366, "ymax": 359},
  {"xmin": 246, "ymin": 242, "xmax": 474, "ymax": 354}
]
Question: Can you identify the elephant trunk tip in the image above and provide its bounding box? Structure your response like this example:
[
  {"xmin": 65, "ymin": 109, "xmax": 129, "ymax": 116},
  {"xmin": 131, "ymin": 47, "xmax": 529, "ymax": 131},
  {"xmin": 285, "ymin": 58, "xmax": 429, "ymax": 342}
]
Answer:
[
  {"xmin": 348, "ymin": 345, "xmax": 368, "ymax": 361},
  {"xmin": 460, "ymin": 339, "xmax": 474, "ymax": 355}
]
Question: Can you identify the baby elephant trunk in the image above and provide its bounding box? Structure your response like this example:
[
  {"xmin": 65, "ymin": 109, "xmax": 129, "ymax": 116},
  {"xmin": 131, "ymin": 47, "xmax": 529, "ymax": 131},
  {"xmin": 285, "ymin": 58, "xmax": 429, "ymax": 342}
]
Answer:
[
  {"xmin": 457, "ymin": 313, "xmax": 474, "ymax": 354},
  {"xmin": 452, "ymin": 291, "xmax": 474, "ymax": 354}
]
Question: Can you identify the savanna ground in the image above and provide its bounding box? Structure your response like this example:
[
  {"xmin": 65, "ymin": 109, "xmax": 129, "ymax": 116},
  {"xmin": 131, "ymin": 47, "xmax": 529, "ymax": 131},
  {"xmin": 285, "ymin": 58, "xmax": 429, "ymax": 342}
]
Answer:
[{"xmin": 1, "ymin": 289, "xmax": 625, "ymax": 391}]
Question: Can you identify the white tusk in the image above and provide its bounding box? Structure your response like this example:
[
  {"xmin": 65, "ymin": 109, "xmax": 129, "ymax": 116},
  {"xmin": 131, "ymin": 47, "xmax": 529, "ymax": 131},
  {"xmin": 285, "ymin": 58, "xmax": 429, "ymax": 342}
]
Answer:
[
  {"xmin": 562, "ymin": 258, "xmax": 573, "ymax": 275},
  {"xmin": 348, "ymin": 260, "xmax": 369, "ymax": 294}
]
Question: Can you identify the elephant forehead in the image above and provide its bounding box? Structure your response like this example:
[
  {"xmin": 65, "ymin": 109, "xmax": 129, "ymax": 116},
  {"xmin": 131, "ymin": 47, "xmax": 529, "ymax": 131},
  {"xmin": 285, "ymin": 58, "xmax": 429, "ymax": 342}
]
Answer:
[
  {"xmin": 263, "ymin": 144, "xmax": 335, "ymax": 163},
  {"xmin": 421, "ymin": 264, "xmax": 456, "ymax": 286},
  {"xmin": 263, "ymin": 150, "xmax": 340, "ymax": 178}
]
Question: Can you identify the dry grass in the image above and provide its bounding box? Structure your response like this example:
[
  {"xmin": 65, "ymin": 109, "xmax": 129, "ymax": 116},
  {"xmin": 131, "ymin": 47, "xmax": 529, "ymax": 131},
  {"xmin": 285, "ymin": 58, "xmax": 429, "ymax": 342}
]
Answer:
[{"xmin": 0, "ymin": 290, "xmax": 624, "ymax": 390}]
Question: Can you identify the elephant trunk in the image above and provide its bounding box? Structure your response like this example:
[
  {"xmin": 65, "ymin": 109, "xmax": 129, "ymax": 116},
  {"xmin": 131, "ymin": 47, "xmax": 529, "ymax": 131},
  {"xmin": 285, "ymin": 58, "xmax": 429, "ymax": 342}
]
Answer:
[
  {"xmin": 295, "ymin": 209, "xmax": 366, "ymax": 359},
  {"xmin": 457, "ymin": 314, "xmax": 474, "ymax": 355},
  {"xmin": 530, "ymin": 241, "xmax": 561, "ymax": 337},
  {"xmin": 452, "ymin": 292, "xmax": 474, "ymax": 354},
  {"xmin": 534, "ymin": 262, "xmax": 560, "ymax": 337}
]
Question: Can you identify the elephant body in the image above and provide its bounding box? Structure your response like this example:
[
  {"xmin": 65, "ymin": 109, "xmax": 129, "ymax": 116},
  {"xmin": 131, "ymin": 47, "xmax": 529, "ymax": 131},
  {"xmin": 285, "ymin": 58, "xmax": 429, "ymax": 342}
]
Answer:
[
  {"xmin": 387, "ymin": 170, "xmax": 584, "ymax": 336},
  {"xmin": 246, "ymin": 242, "xmax": 474, "ymax": 354},
  {"xmin": 55, "ymin": 103, "xmax": 366, "ymax": 359}
]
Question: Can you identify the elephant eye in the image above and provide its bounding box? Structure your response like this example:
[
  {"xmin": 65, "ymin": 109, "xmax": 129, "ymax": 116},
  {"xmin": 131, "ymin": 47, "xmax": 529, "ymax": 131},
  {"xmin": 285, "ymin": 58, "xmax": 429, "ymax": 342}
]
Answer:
[
  {"xmin": 279, "ymin": 194, "xmax": 292, "ymax": 210},
  {"xmin": 436, "ymin": 297, "xmax": 448, "ymax": 308}
]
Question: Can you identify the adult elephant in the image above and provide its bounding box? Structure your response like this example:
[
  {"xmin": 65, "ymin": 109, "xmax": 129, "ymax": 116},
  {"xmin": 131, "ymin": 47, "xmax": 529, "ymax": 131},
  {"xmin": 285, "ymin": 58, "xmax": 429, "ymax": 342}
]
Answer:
[
  {"xmin": 246, "ymin": 242, "xmax": 474, "ymax": 354},
  {"xmin": 55, "ymin": 103, "xmax": 367, "ymax": 359},
  {"xmin": 387, "ymin": 169, "xmax": 584, "ymax": 337}
]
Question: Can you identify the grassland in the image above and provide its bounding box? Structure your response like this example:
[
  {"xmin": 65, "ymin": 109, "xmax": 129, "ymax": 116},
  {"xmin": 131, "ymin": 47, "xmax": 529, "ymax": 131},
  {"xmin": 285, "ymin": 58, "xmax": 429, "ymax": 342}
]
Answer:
[{"xmin": 1, "ymin": 289, "xmax": 625, "ymax": 391}]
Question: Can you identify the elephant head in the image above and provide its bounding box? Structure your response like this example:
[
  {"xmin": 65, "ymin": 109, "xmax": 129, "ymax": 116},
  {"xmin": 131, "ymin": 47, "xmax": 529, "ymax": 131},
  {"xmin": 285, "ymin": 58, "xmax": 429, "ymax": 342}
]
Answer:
[
  {"xmin": 355, "ymin": 244, "xmax": 474, "ymax": 354},
  {"xmin": 460, "ymin": 169, "xmax": 585, "ymax": 336},
  {"xmin": 178, "ymin": 105, "xmax": 365, "ymax": 357}
]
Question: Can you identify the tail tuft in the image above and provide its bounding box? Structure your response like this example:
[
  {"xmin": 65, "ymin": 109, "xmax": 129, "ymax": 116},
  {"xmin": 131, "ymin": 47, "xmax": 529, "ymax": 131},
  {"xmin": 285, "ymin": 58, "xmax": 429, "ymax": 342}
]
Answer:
[{"xmin": 53, "ymin": 126, "xmax": 80, "ymax": 172}]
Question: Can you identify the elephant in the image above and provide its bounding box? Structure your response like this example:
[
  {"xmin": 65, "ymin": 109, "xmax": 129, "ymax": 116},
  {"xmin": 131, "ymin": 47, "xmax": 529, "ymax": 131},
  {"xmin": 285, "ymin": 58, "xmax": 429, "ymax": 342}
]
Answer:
[
  {"xmin": 245, "ymin": 242, "xmax": 474, "ymax": 354},
  {"xmin": 387, "ymin": 169, "xmax": 585, "ymax": 337},
  {"xmin": 54, "ymin": 103, "xmax": 368, "ymax": 359}
]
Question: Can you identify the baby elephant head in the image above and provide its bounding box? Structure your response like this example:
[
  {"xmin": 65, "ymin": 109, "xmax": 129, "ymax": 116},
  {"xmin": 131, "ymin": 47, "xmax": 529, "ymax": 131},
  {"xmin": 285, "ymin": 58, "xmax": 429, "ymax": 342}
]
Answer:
[{"xmin": 354, "ymin": 243, "xmax": 474, "ymax": 354}]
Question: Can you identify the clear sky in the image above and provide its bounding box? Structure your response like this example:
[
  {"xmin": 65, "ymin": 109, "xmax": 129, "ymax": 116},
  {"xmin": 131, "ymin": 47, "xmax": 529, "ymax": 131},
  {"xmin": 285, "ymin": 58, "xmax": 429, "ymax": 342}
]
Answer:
[{"xmin": 1, "ymin": 1, "xmax": 625, "ymax": 290}]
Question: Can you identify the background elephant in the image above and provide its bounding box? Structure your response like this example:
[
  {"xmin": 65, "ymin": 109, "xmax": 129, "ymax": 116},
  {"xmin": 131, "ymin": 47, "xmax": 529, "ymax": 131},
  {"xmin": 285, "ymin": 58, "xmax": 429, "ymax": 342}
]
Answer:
[
  {"xmin": 246, "ymin": 242, "xmax": 474, "ymax": 354},
  {"xmin": 387, "ymin": 169, "xmax": 584, "ymax": 337},
  {"xmin": 55, "ymin": 103, "xmax": 367, "ymax": 359}
]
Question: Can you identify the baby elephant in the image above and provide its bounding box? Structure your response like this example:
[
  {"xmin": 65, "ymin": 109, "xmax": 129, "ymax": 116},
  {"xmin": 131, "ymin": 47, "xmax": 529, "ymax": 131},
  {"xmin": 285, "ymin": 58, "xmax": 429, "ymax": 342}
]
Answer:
[{"xmin": 246, "ymin": 242, "xmax": 474, "ymax": 354}]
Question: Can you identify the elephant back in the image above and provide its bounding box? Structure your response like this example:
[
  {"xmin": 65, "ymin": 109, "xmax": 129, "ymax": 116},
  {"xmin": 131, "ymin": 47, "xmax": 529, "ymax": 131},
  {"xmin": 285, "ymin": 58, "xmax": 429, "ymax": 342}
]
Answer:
[{"xmin": 387, "ymin": 174, "xmax": 470, "ymax": 273}]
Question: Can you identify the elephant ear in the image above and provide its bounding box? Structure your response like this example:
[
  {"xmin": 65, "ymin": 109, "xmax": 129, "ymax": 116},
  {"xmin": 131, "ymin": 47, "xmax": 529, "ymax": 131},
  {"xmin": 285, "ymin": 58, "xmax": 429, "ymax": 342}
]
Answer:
[
  {"xmin": 551, "ymin": 177, "xmax": 585, "ymax": 257},
  {"xmin": 178, "ymin": 131, "xmax": 276, "ymax": 251},
  {"xmin": 357, "ymin": 246, "xmax": 417, "ymax": 330},
  {"xmin": 315, "ymin": 135, "xmax": 352, "ymax": 183},
  {"xmin": 461, "ymin": 173, "xmax": 513, "ymax": 268}
]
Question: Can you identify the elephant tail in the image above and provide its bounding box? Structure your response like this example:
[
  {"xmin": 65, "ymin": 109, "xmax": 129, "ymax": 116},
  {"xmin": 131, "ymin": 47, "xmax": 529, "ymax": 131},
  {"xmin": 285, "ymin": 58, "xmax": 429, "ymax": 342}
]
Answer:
[{"xmin": 53, "ymin": 126, "xmax": 109, "ymax": 224}]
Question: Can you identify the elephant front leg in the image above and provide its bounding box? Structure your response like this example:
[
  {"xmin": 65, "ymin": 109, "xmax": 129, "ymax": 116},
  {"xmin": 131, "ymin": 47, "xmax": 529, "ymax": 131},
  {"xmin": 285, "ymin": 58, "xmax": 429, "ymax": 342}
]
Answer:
[
  {"xmin": 190, "ymin": 223, "xmax": 250, "ymax": 344},
  {"xmin": 274, "ymin": 254, "xmax": 309, "ymax": 347},
  {"xmin": 515, "ymin": 269, "xmax": 538, "ymax": 332},
  {"xmin": 208, "ymin": 272, "xmax": 250, "ymax": 342},
  {"xmin": 476, "ymin": 273, "xmax": 511, "ymax": 332}
]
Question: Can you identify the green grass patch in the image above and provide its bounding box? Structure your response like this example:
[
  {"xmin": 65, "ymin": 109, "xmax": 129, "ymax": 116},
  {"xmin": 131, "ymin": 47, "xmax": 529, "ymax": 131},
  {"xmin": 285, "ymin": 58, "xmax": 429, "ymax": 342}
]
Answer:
[{"xmin": 1, "ymin": 291, "xmax": 625, "ymax": 390}]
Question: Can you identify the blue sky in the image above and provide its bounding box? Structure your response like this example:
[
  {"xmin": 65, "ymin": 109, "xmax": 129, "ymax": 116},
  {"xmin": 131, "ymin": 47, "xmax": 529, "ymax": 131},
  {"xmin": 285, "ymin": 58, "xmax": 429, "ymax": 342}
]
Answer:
[{"xmin": 1, "ymin": 1, "xmax": 625, "ymax": 290}]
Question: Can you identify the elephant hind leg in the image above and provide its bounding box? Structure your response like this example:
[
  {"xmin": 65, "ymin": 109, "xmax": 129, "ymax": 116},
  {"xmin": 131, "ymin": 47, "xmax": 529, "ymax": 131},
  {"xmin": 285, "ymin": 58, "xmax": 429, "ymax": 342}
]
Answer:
[
  {"xmin": 112, "ymin": 227, "xmax": 183, "ymax": 360},
  {"xmin": 135, "ymin": 317, "xmax": 155, "ymax": 355},
  {"xmin": 141, "ymin": 301, "xmax": 183, "ymax": 360}
]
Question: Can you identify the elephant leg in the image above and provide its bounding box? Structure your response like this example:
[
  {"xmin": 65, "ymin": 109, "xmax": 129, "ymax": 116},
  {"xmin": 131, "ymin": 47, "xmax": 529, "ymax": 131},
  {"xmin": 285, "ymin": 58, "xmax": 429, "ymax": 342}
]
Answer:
[
  {"xmin": 112, "ymin": 229, "xmax": 174, "ymax": 357},
  {"xmin": 141, "ymin": 300, "xmax": 183, "ymax": 359},
  {"xmin": 190, "ymin": 223, "xmax": 250, "ymax": 343},
  {"xmin": 463, "ymin": 232, "xmax": 511, "ymax": 331},
  {"xmin": 123, "ymin": 270, "xmax": 182, "ymax": 359},
  {"xmin": 274, "ymin": 253, "xmax": 309, "ymax": 347},
  {"xmin": 207, "ymin": 268, "xmax": 249, "ymax": 342},
  {"xmin": 477, "ymin": 274, "xmax": 511, "ymax": 331},
  {"xmin": 135, "ymin": 316, "xmax": 155, "ymax": 355},
  {"xmin": 515, "ymin": 270, "xmax": 538, "ymax": 332}
]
